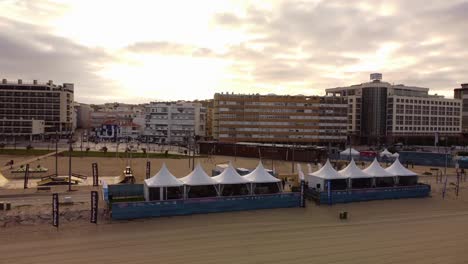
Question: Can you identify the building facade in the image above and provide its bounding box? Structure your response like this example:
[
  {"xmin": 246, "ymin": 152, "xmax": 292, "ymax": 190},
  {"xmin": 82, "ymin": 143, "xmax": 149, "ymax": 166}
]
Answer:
[
  {"xmin": 75, "ymin": 103, "xmax": 93, "ymax": 129},
  {"xmin": 213, "ymin": 93, "xmax": 348, "ymax": 144},
  {"xmin": 454, "ymin": 83, "xmax": 468, "ymax": 135},
  {"xmin": 0, "ymin": 78, "xmax": 74, "ymax": 139},
  {"xmin": 326, "ymin": 74, "xmax": 462, "ymax": 145},
  {"xmin": 195, "ymin": 99, "xmax": 214, "ymax": 139},
  {"xmin": 144, "ymin": 102, "xmax": 206, "ymax": 144}
]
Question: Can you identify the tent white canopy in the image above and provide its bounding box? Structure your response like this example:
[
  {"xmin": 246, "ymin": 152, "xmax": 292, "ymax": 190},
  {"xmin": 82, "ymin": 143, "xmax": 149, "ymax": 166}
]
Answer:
[
  {"xmin": 213, "ymin": 162, "xmax": 251, "ymax": 184},
  {"xmin": 310, "ymin": 159, "xmax": 345, "ymax": 180},
  {"xmin": 385, "ymin": 159, "xmax": 418, "ymax": 176},
  {"xmin": 144, "ymin": 163, "xmax": 183, "ymax": 187},
  {"xmin": 380, "ymin": 149, "xmax": 392, "ymax": 157},
  {"xmin": 244, "ymin": 162, "xmax": 281, "ymax": 183},
  {"xmin": 391, "ymin": 152, "xmax": 400, "ymax": 158},
  {"xmin": 340, "ymin": 148, "xmax": 360, "ymax": 156},
  {"xmin": 180, "ymin": 163, "xmax": 217, "ymax": 186},
  {"xmin": 339, "ymin": 159, "xmax": 372, "ymax": 178},
  {"xmin": 363, "ymin": 158, "xmax": 394, "ymax": 177}
]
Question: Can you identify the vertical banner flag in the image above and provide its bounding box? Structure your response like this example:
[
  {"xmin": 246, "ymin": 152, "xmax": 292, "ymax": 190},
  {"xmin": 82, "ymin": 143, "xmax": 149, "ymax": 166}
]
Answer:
[
  {"xmin": 146, "ymin": 161, "xmax": 151, "ymax": 179},
  {"xmin": 91, "ymin": 191, "xmax": 98, "ymax": 224},
  {"xmin": 24, "ymin": 164, "xmax": 29, "ymax": 189},
  {"xmin": 92, "ymin": 162, "xmax": 99, "ymax": 186},
  {"xmin": 435, "ymin": 132, "xmax": 439, "ymax": 146},
  {"xmin": 299, "ymin": 170, "xmax": 306, "ymax": 208},
  {"xmin": 327, "ymin": 180, "xmax": 332, "ymax": 205},
  {"xmin": 52, "ymin": 193, "xmax": 59, "ymax": 227}
]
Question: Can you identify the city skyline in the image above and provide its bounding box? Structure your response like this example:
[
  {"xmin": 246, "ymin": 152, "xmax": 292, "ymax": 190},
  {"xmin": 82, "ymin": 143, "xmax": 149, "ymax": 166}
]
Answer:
[{"xmin": 1, "ymin": 0, "xmax": 467, "ymax": 104}]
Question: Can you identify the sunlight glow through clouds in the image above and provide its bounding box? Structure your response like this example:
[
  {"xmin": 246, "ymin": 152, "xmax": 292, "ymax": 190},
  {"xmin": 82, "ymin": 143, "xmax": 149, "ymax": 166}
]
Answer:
[{"xmin": 0, "ymin": 0, "xmax": 465, "ymax": 102}]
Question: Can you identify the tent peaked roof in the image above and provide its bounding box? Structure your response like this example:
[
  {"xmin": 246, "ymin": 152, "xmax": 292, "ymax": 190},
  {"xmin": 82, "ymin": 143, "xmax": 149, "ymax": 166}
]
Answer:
[
  {"xmin": 180, "ymin": 163, "xmax": 217, "ymax": 186},
  {"xmin": 380, "ymin": 149, "xmax": 392, "ymax": 157},
  {"xmin": 244, "ymin": 162, "xmax": 280, "ymax": 183},
  {"xmin": 213, "ymin": 162, "xmax": 250, "ymax": 184},
  {"xmin": 340, "ymin": 148, "xmax": 360, "ymax": 156},
  {"xmin": 310, "ymin": 159, "xmax": 345, "ymax": 180},
  {"xmin": 339, "ymin": 159, "xmax": 372, "ymax": 178},
  {"xmin": 144, "ymin": 163, "xmax": 183, "ymax": 187},
  {"xmin": 363, "ymin": 158, "xmax": 394, "ymax": 177},
  {"xmin": 385, "ymin": 159, "xmax": 418, "ymax": 176}
]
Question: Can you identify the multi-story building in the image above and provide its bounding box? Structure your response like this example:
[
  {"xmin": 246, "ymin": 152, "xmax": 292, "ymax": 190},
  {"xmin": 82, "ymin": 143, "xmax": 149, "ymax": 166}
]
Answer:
[
  {"xmin": 195, "ymin": 99, "xmax": 214, "ymax": 139},
  {"xmin": 0, "ymin": 78, "xmax": 74, "ymax": 140},
  {"xmin": 213, "ymin": 93, "xmax": 348, "ymax": 144},
  {"xmin": 326, "ymin": 73, "xmax": 462, "ymax": 145},
  {"xmin": 75, "ymin": 102, "xmax": 93, "ymax": 129},
  {"xmin": 454, "ymin": 83, "xmax": 468, "ymax": 134},
  {"xmin": 144, "ymin": 102, "xmax": 206, "ymax": 144},
  {"xmin": 94, "ymin": 120, "xmax": 141, "ymax": 141}
]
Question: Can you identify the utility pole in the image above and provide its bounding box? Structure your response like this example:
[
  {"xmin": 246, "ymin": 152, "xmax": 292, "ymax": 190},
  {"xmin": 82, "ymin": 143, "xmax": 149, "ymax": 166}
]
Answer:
[
  {"xmin": 291, "ymin": 143, "xmax": 295, "ymax": 173},
  {"xmin": 68, "ymin": 132, "xmax": 72, "ymax": 192},
  {"xmin": 55, "ymin": 130, "xmax": 58, "ymax": 176}
]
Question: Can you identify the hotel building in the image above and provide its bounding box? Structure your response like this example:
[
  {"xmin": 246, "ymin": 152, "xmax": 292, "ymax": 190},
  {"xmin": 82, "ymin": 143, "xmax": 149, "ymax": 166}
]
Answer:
[
  {"xmin": 144, "ymin": 102, "xmax": 206, "ymax": 144},
  {"xmin": 213, "ymin": 93, "xmax": 348, "ymax": 144},
  {"xmin": 454, "ymin": 83, "xmax": 468, "ymax": 135},
  {"xmin": 0, "ymin": 78, "xmax": 74, "ymax": 139},
  {"xmin": 326, "ymin": 74, "xmax": 462, "ymax": 145}
]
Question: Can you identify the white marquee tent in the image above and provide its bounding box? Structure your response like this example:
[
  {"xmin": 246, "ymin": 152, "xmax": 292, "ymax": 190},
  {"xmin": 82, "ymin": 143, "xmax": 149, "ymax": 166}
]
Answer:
[
  {"xmin": 340, "ymin": 148, "xmax": 360, "ymax": 157},
  {"xmin": 385, "ymin": 159, "xmax": 417, "ymax": 176},
  {"xmin": 213, "ymin": 162, "xmax": 251, "ymax": 184},
  {"xmin": 144, "ymin": 163, "xmax": 184, "ymax": 201},
  {"xmin": 308, "ymin": 159, "xmax": 348, "ymax": 191},
  {"xmin": 363, "ymin": 158, "xmax": 395, "ymax": 187},
  {"xmin": 380, "ymin": 149, "xmax": 393, "ymax": 157},
  {"xmin": 213, "ymin": 162, "xmax": 251, "ymax": 195},
  {"xmin": 339, "ymin": 159, "xmax": 372, "ymax": 188},
  {"xmin": 385, "ymin": 159, "xmax": 418, "ymax": 186},
  {"xmin": 180, "ymin": 163, "xmax": 219, "ymax": 198},
  {"xmin": 244, "ymin": 162, "xmax": 281, "ymax": 194}
]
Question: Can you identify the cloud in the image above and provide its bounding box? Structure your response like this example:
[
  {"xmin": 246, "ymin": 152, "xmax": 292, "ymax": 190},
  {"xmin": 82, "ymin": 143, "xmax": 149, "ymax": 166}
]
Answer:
[
  {"xmin": 209, "ymin": 0, "xmax": 468, "ymax": 96},
  {"xmin": 0, "ymin": 16, "xmax": 120, "ymax": 103},
  {"xmin": 125, "ymin": 41, "xmax": 217, "ymax": 57},
  {"xmin": 2, "ymin": 0, "xmax": 468, "ymax": 102}
]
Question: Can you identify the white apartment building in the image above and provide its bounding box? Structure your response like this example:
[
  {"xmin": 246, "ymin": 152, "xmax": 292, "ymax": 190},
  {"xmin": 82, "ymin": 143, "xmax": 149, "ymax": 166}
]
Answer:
[
  {"xmin": 326, "ymin": 73, "xmax": 462, "ymax": 145},
  {"xmin": 0, "ymin": 78, "xmax": 74, "ymax": 140},
  {"xmin": 144, "ymin": 102, "xmax": 206, "ymax": 144}
]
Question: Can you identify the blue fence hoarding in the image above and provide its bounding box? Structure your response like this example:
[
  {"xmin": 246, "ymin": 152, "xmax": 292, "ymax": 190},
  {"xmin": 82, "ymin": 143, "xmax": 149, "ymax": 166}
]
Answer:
[
  {"xmin": 111, "ymin": 193, "xmax": 301, "ymax": 220},
  {"xmin": 307, "ymin": 184, "xmax": 431, "ymax": 205}
]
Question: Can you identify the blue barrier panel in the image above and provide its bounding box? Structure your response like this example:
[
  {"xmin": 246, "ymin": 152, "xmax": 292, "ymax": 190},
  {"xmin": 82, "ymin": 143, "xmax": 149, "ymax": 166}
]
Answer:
[
  {"xmin": 398, "ymin": 152, "xmax": 452, "ymax": 167},
  {"xmin": 111, "ymin": 193, "xmax": 301, "ymax": 220},
  {"xmin": 108, "ymin": 184, "xmax": 144, "ymax": 198},
  {"xmin": 313, "ymin": 184, "xmax": 431, "ymax": 204}
]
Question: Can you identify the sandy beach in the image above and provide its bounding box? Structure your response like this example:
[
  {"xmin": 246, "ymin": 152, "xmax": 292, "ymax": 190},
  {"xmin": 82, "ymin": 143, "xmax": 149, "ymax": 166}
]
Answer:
[
  {"xmin": 1, "ymin": 154, "xmax": 467, "ymax": 263},
  {"xmin": 2, "ymin": 183, "xmax": 468, "ymax": 264}
]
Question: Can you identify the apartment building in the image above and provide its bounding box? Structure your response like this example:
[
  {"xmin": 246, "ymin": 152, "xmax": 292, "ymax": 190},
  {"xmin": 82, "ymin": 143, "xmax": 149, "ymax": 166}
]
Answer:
[
  {"xmin": 454, "ymin": 83, "xmax": 468, "ymax": 134},
  {"xmin": 213, "ymin": 93, "xmax": 348, "ymax": 144},
  {"xmin": 326, "ymin": 73, "xmax": 462, "ymax": 145},
  {"xmin": 0, "ymin": 78, "xmax": 74, "ymax": 139},
  {"xmin": 195, "ymin": 99, "xmax": 214, "ymax": 139},
  {"xmin": 144, "ymin": 102, "xmax": 206, "ymax": 144}
]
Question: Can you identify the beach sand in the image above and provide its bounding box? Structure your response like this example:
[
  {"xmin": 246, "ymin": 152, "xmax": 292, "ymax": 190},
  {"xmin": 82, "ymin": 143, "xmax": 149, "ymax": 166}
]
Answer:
[
  {"xmin": 2, "ymin": 183, "xmax": 468, "ymax": 264},
  {"xmin": 1, "ymin": 155, "xmax": 467, "ymax": 263}
]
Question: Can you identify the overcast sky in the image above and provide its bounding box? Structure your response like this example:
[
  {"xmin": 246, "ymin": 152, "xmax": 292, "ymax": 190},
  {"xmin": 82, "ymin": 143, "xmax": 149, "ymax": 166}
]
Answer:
[{"xmin": 0, "ymin": 0, "xmax": 466, "ymax": 103}]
